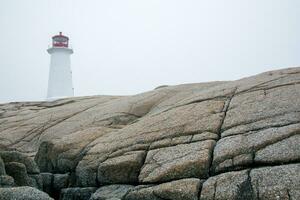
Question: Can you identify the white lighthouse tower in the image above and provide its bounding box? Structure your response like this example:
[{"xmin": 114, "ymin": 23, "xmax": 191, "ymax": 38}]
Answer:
[{"xmin": 47, "ymin": 32, "xmax": 74, "ymax": 100}]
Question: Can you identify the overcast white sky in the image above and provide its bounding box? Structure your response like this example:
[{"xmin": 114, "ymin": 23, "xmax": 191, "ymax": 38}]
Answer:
[{"xmin": 0, "ymin": 0, "xmax": 299, "ymax": 103}]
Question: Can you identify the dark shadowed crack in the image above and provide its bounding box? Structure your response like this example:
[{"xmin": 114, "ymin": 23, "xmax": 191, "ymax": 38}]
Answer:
[
  {"xmin": 255, "ymin": 179, "xmax": 260, "ymax": 199},
  {"xmin": 197, "ymin": 181, "xmax": 203, "ymax": 200},
  {"xmin": 212, "ymin": 180, "xmax": 217, "ymax": 200},
  {"xmin": 137, "ymin": 144, "xmax": 151, "ymax": 177},
  {"xmin": 209, "ymin": 87, "xmax": 237, "ymax": 177},
  {"xmin": 237, "ymin": 170, "xmax": 254, "ymax": 200},
  {"xmin": 287, "ymin": 189, "xmax": 291, "ymax": 200}
]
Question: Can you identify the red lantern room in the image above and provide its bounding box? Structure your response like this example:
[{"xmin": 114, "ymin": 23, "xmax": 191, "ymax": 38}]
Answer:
[{"xmin": 52, "ymin": 32, "xmax": 69, "ymax": 48}]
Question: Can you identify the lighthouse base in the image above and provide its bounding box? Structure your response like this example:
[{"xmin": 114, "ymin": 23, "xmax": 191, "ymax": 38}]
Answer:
[{"xmin": 46, "ymin": 96, "xmax": 72, "ymax": 101}]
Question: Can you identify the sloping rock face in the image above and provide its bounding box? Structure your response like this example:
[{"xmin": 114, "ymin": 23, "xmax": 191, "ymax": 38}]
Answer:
[{"xmin": 0, "ymin": 67, "xmax": 299, "ymax": 200}]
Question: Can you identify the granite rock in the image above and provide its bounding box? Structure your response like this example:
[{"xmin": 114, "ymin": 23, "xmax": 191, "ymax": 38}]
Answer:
[
  {"xmin": 60, "ymin": 187, "xmax": 97, "ymax": 200},
  {"xmin": 90, "ymin": 185, "xmax": 134, "ymax": 200},
  {"xmin": 0, "ymin": 186, "xmax": 53, "ymax": 200},
  {"xmin": 0, "ymin": 67, "xmax": 299, "ymax": 199}
]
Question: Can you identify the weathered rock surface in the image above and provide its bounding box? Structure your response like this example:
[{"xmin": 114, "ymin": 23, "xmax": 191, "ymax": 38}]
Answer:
[
  {"xmin": 0, "ymin": 67, "xmax": 299, "ymax": 199},
  {"xmin": 98, "ymin": 151, "xmax": 146, "ymax": 184},
  {"xmin": 5, "ymin": 162, "xmax": 32, "ymax": 186},
  {"xmin": 139, "ymin": 140, "xmax": 215, "ymax": 183},
  {"xmin": 53, "ymin": 173, "xmax": 70, "ymax": 191},
  {"xmin": 60, "ymin": 187, "xmax": 97, "ymax": 200},
  {"xmin": 90, "ymin": 185, "xmax": 134, "ymax": 200},
  {"xmin": 251, "ymin": 164, "xmax": 300, "ymax": 200},
  {"xmin": 0, "ymin": 175, "xmax": 14, "ymax": 187},
  {"xmin": 0, "ymin": 151, "xmax": 39, "ymax": 173},
  {"xmin": 200, "ymin": 163, "xmax": 300, "ymax": 200},
  {"xmin": 0, "ymin": 186, "xmax": 53, "ymax": 200},
  {"xmin": 200, "ymin": 169, "xmax": 252, "ymax": 200},
  {"xmin": 124, "ymin": 178, "xmax": 202, "ymax": 200}
]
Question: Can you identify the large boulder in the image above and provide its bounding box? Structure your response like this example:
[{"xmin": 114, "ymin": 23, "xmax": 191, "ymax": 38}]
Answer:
[
  {"xmin": 97, "ymin": 151, "xmax": 146, "ymax": 184},
  {"xmin": 53, "ymin": 173, "xmax": 70, "ymax": 191},
  {"xmin": 5, "ymin": 162, "xmax": 31, "ymax": 186},
  {"xmin": 139, "ymin": 140, "xmax": 215, "ymax": 183},
  {"xmin": 200, "ymin": 169, "xmax": 252, "ymax": 200},
  {"xmin": 0, "ymin": 186, "xmax": 53, "ymax": 200},
  {"xmin": 0, "ymin": 151, "xmax": 39, "ymax": 174}
]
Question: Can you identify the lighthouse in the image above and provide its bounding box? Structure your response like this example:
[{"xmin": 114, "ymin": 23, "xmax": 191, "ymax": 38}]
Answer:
[{"xmin": 47, "ymin": 32, "xmax": 74, "ymax": 100}]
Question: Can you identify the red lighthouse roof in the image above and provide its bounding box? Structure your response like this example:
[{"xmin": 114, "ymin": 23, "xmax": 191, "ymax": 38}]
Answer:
[
  {"xmin": 53, "ymin": 32, "xmax": 69, "ymax": 40},
  {"xmin": 52, "ymin": 32, "xmax": 69, "ymax": 48}
]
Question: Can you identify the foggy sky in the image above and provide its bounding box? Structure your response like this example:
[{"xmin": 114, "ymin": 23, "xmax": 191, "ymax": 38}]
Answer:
[{"xmin": 0, "ymin": 0, "xmax": 299, "ymax": 103}]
